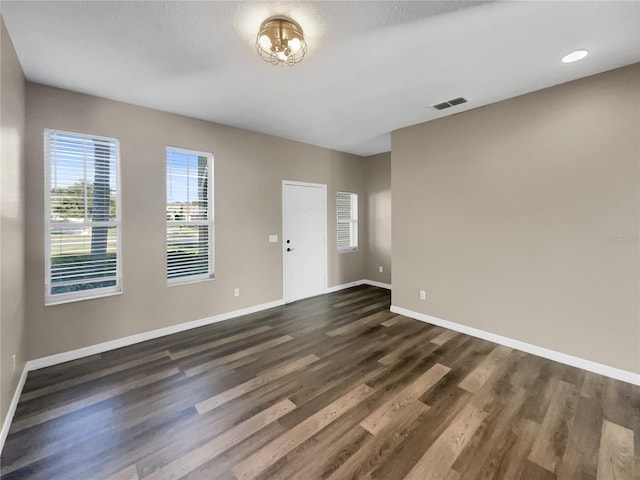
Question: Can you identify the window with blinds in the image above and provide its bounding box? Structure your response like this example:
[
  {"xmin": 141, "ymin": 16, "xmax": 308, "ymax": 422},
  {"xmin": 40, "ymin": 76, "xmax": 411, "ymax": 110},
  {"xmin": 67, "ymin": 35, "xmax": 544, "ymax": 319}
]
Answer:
[
  {"xmin": 45, "ymin": 129, "xmax": 121, "ymax": 304},
  {"xmin": 166, "ymin": 147, "xmax": 214, "ymax": 284},
  {"xmin": 336, "ymin": 191, "xmax": 358, "ymax": 252}
]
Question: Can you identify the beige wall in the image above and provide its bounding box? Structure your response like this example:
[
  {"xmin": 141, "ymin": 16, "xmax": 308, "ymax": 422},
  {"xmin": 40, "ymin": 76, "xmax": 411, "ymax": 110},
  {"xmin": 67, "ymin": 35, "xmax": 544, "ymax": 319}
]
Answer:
[
  {"xmin": 0, "ymin": 18, "xmax": 27, "ymax": 427},
  {"xmin": 392, "ymin": 64, "xmax": 640, "ymax": 374},
  {"xmin": 25, "ymin": 84, "xmax": 368, "ymax": 359},
  {"xmin": 365, "ymin": 152, "xmax": 391, "ymax": 284}
]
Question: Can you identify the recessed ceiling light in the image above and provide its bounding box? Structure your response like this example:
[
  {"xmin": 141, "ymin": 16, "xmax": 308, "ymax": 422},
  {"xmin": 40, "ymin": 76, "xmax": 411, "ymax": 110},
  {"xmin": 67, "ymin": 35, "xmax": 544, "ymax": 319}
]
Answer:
[{"xmin": 562, "ymin": 50, "xmax": 589, "ymax": 63}]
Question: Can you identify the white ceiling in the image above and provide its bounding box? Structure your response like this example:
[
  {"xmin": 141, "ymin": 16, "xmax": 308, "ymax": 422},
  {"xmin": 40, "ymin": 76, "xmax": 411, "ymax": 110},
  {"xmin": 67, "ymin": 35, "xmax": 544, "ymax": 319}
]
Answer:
[{"xmin": 2, "ymin": 1, "xmax": 639, "ymax": 156}]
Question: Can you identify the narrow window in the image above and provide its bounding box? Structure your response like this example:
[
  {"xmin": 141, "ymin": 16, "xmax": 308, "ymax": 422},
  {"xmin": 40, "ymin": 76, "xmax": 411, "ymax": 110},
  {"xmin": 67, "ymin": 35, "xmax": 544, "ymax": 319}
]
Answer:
[
  {"xmin": 45, "ymin": 129, "xmax": 121, "ymax": 304},
  {"xmin": 336, "ymin": 191, "xmax": 358, "ymax": 252},
  {"xmin": 166, "ymin": 147, "xmax": 214, "ymax": 284}
]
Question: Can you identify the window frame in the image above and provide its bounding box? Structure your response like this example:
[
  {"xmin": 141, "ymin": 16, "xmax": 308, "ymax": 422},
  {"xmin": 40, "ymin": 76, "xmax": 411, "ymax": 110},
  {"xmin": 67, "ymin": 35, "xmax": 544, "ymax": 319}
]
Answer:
[
  {"xmin": 336, "ymin": 191, "xmax": 358, "ymax": 253},
  {"xmin": 44, "ymin": 128, "xmax": 123, "ymax": 306},
  {"xmin": 165, "ymin": 146, "xmax": 215, "ymax": 286}
]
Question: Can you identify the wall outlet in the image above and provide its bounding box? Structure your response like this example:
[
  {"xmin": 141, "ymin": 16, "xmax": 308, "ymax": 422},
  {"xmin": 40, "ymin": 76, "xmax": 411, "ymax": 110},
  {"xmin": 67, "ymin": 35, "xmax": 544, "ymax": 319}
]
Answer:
[
  {"xmin": 234, "ymin": 288, "xmax": 240, "ymax": 297},
  {"xmin": 419, "ymin": 290, "xmax": 426, "ymax": 300},
  {"xmin": 12, "ymin": 354, "xmax": 16, "ymax": 373},
  {"xmin": 268, "ymin": 234, "xmax": 278, "ymax": 243},
  {"xmin": 378, "ymin": 266, "xmax": 383, "ymax": 273}
]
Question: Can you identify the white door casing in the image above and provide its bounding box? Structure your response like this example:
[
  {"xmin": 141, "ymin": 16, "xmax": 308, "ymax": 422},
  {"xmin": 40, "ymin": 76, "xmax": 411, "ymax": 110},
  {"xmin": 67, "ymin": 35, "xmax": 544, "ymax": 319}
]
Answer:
[{"xmin": 282, "ymin": 181, "xmax": 327, "ymax": 303}]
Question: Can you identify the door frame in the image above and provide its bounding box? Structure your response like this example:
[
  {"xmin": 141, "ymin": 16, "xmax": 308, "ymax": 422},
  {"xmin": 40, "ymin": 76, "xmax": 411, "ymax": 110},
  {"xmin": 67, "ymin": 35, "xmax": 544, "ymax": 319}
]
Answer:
[{"xmin": 282, "ymin": 180, "xmax": 328, "ymax": 303}]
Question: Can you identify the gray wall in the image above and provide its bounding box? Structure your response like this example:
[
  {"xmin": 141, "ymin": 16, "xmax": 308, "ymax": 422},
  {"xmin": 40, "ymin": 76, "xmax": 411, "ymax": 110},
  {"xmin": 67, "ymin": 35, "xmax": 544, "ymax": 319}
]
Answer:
[
  {"xmin": 365, "ymin": 152, "xmax": 391, "ymax": 284},
  {"xmin": 392, "ymin": 64, "xmax": 640, "ymax": 374},
  {"xmin": 25, "ymin": 83, "xmax": 368, "ymax": 359},
  {"xmin": 0, "ymin": 18, "xmax": 27, "ymax": 428}
]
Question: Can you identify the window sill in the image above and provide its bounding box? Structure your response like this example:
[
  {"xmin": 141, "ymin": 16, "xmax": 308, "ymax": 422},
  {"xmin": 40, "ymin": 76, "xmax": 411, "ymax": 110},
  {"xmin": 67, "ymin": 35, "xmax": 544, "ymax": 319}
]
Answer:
[
  {"xmin": 45, "ymin": 288, "xmax": 122, "ymax": 306},
  {"xmin": 167, "ymin": 275, "xmax": 216, "ymax": 287}
]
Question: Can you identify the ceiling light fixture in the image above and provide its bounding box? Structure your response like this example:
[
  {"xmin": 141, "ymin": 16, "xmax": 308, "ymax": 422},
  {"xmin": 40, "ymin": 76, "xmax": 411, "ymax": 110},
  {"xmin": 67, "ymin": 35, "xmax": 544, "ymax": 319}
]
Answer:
[
  {"xmin": 561, "ymin": 50, "xmax": 589, "ymax": 63},
  {"xmin": 256, "ymin": 17, "xmax": 307, "ymax": 66}
]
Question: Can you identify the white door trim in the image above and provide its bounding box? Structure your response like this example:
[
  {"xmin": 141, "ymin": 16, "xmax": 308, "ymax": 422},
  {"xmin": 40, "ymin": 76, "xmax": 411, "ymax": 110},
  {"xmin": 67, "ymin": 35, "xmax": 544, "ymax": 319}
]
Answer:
[{"xmin": 282, "ymin": 180, "xmax": 328, "ymax": 303}]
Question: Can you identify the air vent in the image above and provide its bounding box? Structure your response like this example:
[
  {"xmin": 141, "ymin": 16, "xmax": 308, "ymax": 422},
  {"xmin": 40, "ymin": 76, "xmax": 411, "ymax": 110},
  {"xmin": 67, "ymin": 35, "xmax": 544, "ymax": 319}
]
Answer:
[
  {"xmin": 433, "ymin": 102, "xmax": 451, "ymax": 111},
  {"xmin": 448, "ymin": 97, "xmax": 467, "ymax": 106},
  {"xmin": 431, "ymin": 96, "xmax": 469, "ymax": 110}
]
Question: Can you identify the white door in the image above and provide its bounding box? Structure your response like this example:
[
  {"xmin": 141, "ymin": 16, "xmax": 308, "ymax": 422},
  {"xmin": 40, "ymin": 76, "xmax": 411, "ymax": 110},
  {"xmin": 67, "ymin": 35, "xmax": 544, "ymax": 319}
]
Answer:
[{"xmin": 283, "ymin": 181, "xmax": 327, "ymax": 303}]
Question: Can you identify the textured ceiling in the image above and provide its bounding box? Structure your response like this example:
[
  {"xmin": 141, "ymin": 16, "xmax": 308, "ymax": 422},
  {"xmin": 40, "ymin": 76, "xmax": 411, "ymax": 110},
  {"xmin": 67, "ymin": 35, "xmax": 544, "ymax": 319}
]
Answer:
[{"xmin": 2, "ymin": 1, "xmax": 639, "ymax": 156}]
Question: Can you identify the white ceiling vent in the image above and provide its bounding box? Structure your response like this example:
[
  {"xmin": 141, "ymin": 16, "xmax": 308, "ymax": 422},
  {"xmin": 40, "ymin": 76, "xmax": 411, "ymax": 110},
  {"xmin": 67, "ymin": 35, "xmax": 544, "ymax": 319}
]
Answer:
[{"xmin": 432, "ymin": 96, "xmax": 469, "ymax": 111}]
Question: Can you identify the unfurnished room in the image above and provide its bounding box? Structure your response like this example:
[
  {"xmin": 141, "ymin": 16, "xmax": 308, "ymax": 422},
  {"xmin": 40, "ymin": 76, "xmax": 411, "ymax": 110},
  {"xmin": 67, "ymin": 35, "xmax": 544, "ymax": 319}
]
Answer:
[{"xmin": 0, "ymin": 1, "xmax": 639, "ymax": 479}]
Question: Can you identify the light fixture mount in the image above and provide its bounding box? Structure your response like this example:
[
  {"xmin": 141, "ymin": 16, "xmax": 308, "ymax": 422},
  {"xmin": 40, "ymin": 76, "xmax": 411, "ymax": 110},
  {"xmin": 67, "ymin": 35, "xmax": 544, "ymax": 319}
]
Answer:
[{"xmin": 256, "ymin": 17, "xmax": 307, "ymax": 66}]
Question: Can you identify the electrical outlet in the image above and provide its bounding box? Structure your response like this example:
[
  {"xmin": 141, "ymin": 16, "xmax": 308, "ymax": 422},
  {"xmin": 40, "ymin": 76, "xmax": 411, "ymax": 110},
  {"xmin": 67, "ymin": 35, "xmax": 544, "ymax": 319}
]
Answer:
[
  {"xmin": 234, "ymin": 288, "xmax": 240, "ymax": 297},
  {"xmin": 12, "ymin": 354, "xmax": 16, "ymax": 373},
  {"xmin": 419, "ymin": 290, "xmax": 426, "ymax": 300},
  {"xmin": 378, "ymin": 266, "xmax": 383, "ymax": 273}
]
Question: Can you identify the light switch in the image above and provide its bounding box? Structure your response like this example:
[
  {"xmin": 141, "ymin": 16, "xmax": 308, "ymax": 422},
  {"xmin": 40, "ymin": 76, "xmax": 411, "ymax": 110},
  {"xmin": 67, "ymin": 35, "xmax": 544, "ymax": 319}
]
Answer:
[{"xmin": 269, "ymin": 234, "xmax": 278, "ymax": 243}]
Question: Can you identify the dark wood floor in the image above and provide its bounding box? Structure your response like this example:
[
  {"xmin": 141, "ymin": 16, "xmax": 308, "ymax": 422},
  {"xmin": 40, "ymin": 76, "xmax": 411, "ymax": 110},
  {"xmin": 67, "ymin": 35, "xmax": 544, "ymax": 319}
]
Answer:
[{"xmin": 1, "ymin": 286, "xmax": 638, "ymax": 480}]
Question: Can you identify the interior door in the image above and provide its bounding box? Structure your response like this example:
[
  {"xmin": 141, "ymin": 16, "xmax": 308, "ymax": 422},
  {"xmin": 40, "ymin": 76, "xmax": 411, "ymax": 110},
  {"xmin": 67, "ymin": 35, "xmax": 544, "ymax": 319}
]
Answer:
[{"xmin": 283, "ymin": 181, "xmax": 327, "ymax": 303}]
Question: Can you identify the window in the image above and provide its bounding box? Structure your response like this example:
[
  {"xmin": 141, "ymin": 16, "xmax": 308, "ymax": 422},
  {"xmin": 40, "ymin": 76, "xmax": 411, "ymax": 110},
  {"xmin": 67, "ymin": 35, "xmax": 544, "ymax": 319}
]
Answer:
[
  {"xmin": 336, "ymin": 191, "xmax": 358, "ymax": 252},
  {"xmin": 166, "ymin": 147, "xmax": 214, "ymax": 284},
  {"xmin": 45, "ymin": 129, "xmax": 121, "ymax": 304}
]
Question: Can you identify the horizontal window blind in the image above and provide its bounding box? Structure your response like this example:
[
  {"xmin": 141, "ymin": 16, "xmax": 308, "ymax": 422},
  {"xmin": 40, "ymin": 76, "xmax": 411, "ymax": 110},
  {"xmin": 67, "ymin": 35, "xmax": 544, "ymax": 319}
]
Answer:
[
  {"xmin": 45, "ymin": 130, "xmax": 121, "ymax": 303},
  {"xmin": 166, "ymin": 147, "xmax": 214, "ymax": 283},
  {"xmin": 337, "ymin": 191, "xmax": 358, "ymax": 251}
]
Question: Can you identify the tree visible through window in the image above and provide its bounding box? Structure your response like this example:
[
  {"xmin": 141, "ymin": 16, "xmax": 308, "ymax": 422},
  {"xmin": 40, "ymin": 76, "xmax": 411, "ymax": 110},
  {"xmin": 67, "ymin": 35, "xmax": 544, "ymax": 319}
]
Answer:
[
  {"xmin": 45, "ymin": 130, "xmax": 121, "ymax": 304},
  {"xmin": 166, "ymin": 147, "xmax": 214, "ymax": 283}
]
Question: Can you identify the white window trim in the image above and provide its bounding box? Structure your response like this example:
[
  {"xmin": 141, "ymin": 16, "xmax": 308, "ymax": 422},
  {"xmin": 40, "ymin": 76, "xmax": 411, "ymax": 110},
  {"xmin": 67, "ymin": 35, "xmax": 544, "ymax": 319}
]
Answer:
[
  {"xmin": 336, "ymin": 191, "xmax": 358, "ymax": 253},
  {"xmin": 166, "ymin": 146, "xmax": 215, "ymax": 286},
  {"xmin": 44, "ymin": 128, "xmax": 123, "ymax": 306}
]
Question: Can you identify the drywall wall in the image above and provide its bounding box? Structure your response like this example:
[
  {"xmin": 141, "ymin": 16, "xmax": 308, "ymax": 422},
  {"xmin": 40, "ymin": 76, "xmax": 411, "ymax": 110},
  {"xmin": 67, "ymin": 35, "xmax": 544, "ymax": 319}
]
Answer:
[
  {"xmin": 365, "ymin": 152, "xmax": 391, "ymax": 284},
  {"xmin": 392, "ymin": 64, "xmax": 640, "ymax": 374},
  {"xmin": 0, "ymin": 18, "xmax": 27, "ymax": 428},
  {"xmin": 25, "ymin": 83, "xmax": 368, "ymax": 359}
]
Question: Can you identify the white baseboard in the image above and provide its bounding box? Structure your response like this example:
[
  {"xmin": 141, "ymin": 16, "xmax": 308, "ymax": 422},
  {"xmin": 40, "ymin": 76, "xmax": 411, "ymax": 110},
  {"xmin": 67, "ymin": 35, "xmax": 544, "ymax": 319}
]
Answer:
[
  {"xmin": 27, "ymin": 299, "xmax": 285, "ymax": 371},
  {"xmin": 360, "ymin": 279, "xmax": 391, "ymax": 290},
  {"xmin": 0, "ymin": 365, "xmax": 28, "ymax": 453},
  {"xmin": 390, "ymin": 305, "xmax": 640, "ymax": 386},
  {"xmin": 326, "ymin": 279, "xmax": 391, "ymax": 293},
  {"xmin": 326, "ymin": 281, "xmax": 362, "ymax": 293}
]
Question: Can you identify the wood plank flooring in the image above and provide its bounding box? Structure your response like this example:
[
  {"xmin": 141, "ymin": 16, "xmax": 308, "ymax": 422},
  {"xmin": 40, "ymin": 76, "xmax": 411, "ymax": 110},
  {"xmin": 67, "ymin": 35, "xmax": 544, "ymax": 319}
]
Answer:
[{"xmin": 1, "ymin": 285, "xmax": 638, "ymax": 479}]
